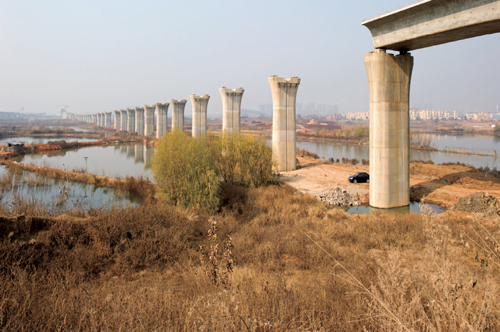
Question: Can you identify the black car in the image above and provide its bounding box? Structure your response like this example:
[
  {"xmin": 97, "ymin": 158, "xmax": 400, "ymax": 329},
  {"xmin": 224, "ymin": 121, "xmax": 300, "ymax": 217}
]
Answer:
[{"xmin": 348, "ymin": 172, "xmax": 369, "ymax": 183}]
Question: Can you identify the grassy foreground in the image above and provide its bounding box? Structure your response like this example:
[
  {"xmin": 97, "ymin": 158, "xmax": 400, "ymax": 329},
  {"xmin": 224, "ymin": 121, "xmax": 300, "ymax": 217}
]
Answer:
[{"xmin": 1, "ymin": 184, "xmax": 499, "ymax": 331}]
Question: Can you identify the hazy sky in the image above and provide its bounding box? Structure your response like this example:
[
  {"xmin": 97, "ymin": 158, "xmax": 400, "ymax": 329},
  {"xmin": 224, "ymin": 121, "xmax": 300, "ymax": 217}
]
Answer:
[{"xmin": 1, "ymin": 0, "xmax": 499, "ymax": 116}]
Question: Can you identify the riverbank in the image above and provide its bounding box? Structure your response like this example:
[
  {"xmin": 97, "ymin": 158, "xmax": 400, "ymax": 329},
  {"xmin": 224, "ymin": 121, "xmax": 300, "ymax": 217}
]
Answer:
[
  {"xmin": 281, "ymin": 155, "xmax": 500, "ymax": 210},
  {"xmin": 1, "ymin": 160, "xmax": 155, "ymax": 201}
]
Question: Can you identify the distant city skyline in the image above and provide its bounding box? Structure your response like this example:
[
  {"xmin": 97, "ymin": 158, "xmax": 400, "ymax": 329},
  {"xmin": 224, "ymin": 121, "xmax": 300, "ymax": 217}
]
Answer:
[{"xmin": 1, "ymin": 1, "xmax": 499, "ymax": 116}]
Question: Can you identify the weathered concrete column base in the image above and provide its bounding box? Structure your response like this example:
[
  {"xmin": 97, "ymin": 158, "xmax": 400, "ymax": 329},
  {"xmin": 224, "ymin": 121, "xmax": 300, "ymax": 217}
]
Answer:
[
  {"xmin": 269, "ymin": 76, "xmax": 300, "ymax": 172},
  {"xmin": 365, "ymin": 49, "xmax": 413, "ymax": 209},
  {"xmin": 155, "ymin": 102, "xmax": 169, "ymax": 138},
  {"xmin": 220, "ymin": 87, "xmax": 244, "ymax": 134},
  {"xmin": 190, "ymin": 94, "xmax": 210, "ymax": 140},
  {"xmin": 171, "ymin": 99, "xmax": 187, "ymax": 132}
]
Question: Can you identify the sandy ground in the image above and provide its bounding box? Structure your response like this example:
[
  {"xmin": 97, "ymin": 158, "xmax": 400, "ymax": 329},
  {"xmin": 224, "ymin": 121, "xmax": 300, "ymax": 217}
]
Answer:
[{"xmin": 280, "ymin": 156, "xmax": 500, "ymax": 209}]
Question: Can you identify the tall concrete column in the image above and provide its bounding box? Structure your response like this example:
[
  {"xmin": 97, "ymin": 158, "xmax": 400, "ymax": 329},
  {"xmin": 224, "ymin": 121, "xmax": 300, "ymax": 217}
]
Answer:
[
  {"xmin": 365, "ymin": 49, "xmax": 413, "ymax": 208},
  {"xmin": 144, "ymin": 104, "xmax": 156, "ymax": 136},
  {"xmin": 268, "ymin": 76, "xmax": 300, "ymax": 172},
  {"xmin": 155, "ymin": 102, "xmax": 169, "ymax": 138},
  {"xmin": 220, "ymin": 87, "xmax": 244, "ymax": 134},
  {"xmin": 100, "ymin": 113, "xmax": 105, "ymax": 127},
  {"xmin": 134, "ymin": 106, "xmax": 145, "ymax": 135},
  {"xmin": 171, "ymin": 99, "xmax": 187, "ymax": 132},
  {"xmin": 105, "ymin": 112, "xmax": 112, "ymax": 128},
  {"xmin": 120, "ymin": 109, "xmax": 127, "ymax": 131},
  {"xmin": 91, "ymin": 114, "xmax": 97, "ymax": 124},
  {"xmin": 114, "ymin": 110, "xmax": 121, "ymax": 130},
  {"xmin": 127, "ymin": 108, "xmax": 135, "ymax": 133},
  {"xmin": 190, "ymin": 94, "xmax": 210, "ymax": 139}
]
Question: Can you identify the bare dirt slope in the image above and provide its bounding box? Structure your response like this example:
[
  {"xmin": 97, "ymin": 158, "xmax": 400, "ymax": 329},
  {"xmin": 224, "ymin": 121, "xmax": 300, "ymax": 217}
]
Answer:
[{"xmin": 281, "ymin": 157, "xmax": 500, "ymax": 208}]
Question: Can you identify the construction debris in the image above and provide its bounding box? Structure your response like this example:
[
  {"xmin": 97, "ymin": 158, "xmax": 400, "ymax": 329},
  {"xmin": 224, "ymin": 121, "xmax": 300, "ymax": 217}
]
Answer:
[
  {"xmin": 317, "ymin": 187, "xmax": 359, "ymax": 207},
  {"xmin": 449, "ymin": 192, "xmax": 500, "ymax": 217}
]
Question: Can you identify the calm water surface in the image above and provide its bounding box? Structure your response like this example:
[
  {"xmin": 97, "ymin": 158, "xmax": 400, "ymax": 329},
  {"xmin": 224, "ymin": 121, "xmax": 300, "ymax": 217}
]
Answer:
[
  {"xmin": 296, "ymin": 136, "xmax": 500, "ymax": 170},
  {"xmin": 18, "ymin": 143, "xmax": 154, "ymax": 179},
  {"xmin": 346, "ymin": 202, "xmax": 445, "ymax": 215},
  {"xmin": 0, "ymin": 166, "xmax": 140, "ymax": 212},
  {"xmin": 0, "ymin": 136, "xmax": 99, "ymax": 145}
]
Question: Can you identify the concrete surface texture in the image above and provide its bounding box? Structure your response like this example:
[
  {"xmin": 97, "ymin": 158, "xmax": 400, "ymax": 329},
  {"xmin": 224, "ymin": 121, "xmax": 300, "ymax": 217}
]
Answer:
[
  {"xmin": 114, "ymin": 111, "xmax": 121, "ymax": 130},
  {"xmin": 362, "ymin": 0, "xmax": 500, "ymax": 51},
  {"xmin": 155, "ymin": 102, "xmax": 169, "ymax": 139},
  {"xmin": 268, "ymin": 75, "xmax": 301, "ymax": 172},
  {"xmin": 126, "ymin": 108, "xmax": 135, "ymax": 133},
  {"xmin": 190, "ymin": 94, "xmax": 210, "ymax": 139},
  {"xmin": 134, "ymin": 106, "xmax": 145, "ymax": 135},
  {"xmin": 171, "ymin": 99, "xmax": 187, "ymax": 132},
  {"xmin": 105, "ymin": 112, "xmax": 112, "ymax": 128},
  {"xmin": 365, "ymin": 49, "xmax": 413, "ymax": 208},
  {"xmin": 220, "ymin": 87, "xmax": 244, "ymax": 134},
  {"xmin": 120, "ymin": 110, "xmax": 127, "ymax": 131},
  {"xmin": 143, "ymin": 105, "xmax": 155, "ymax": 136}
]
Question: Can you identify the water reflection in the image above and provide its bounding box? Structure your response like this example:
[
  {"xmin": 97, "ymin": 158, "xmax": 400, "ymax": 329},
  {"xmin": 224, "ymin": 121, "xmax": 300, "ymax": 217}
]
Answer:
[
  {"xmin": 296, "ymin": 139, "xmax": 500, "ymax": 170},
  {"xmin": 0, "ymin": 136, "xmax": 99, "ymax": 145},
  {"xmin": 144, "ymin": 146, "xmax": 154, "ymax": 170},
  {"xmin": 19, "ymin": 143, "xmax": 154, "ymax": 179},
  {"xmin": 134, "ymin": 145, "xmax": 144, "ymax": 163},
  {"xmin": 346, "ymin": 202, "xmax": 445, "ymax": 215},
  {"xmin": 0, "ymin": 166, "xmax": 140, "ymax": 212}
]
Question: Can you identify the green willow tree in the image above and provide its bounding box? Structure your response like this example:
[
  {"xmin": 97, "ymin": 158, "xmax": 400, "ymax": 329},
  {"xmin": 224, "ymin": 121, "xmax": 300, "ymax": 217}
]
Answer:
[
  {"xmin": 207, "ymin": 132, "xmax": 275, "ymax": 188},
  {"xmin": 152, "ymin": 129, "xmax": 220, "ymax": 215}
]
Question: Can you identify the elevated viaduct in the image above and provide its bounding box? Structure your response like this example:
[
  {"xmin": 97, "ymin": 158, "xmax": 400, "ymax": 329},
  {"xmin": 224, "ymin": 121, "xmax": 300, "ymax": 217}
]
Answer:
[{"xmin": 362, "ymin": 0, "xmax": 500, "ymax": 209}]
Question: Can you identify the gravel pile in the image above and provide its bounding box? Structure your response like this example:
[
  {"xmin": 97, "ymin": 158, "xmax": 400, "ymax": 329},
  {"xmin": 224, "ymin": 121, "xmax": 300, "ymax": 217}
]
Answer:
[
  {"xmin": 317, "ymin": 187, "xmax": 359, "ymax": 207},
  {"xmin": 449, "ymin": 192, "xmax": 500, "ymax": 217}
]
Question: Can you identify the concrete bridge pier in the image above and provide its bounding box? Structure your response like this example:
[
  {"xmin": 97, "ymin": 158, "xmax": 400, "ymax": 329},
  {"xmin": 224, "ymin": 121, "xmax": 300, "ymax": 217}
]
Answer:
[
  {"xmin": 91, "ymin": 114, "xmax": 97, "ymax": 125},
  {"xmin": 268, "ymin": 76, "xmax": 300, "ymax": 172},
  {"xmin": 155, "ymin": 102, "xmax": 169, "ymax": 138},
  {"xmin": 144, "ymin": 104, "xmax": 156, "ymax": 136},
  {"xmin": 220, "ymin": 87, "xmax": 244, "ymax": 134},
  {"xmin": 114, "ymin": 111, "xmax": 121, "ymax": 130},
  {"xmin": 364, "ymin": 49, "xmax": 413, "ymax": 209},
  {"xmin": 190, "ymin": 94, "xmax": 210, "ymax": 139},
  {"xmin": 134, "ymin": 107, "xmax": 145, "ymax": 135},
  {"xmin": 120, "ymin": 110, "xmax": 127, "ymax": 131},
  {"xmin": 105, "ymin": 112, "xmax": 112, "ymax": 128},
  {"xmin": 126, "ymin": 108, "xmax": 135, "ymax": 133},
  {"xmin": 171, "ymin": 99, "xmax": 187, "ymax": 132}
]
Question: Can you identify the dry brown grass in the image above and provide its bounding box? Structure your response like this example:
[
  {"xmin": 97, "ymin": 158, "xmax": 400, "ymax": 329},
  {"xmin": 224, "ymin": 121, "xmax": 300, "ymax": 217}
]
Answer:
[{"xmin": 0, "ymin": 184, "xmax": 499, "ymax": 331}]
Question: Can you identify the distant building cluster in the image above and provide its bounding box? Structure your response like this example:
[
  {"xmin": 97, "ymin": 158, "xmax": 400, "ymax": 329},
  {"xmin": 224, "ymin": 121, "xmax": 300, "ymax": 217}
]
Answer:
[
  {"xmin": 410, "ymin": 109, "xmax": 453, "ymax": 121},
  {"xmin": 0, "ymin": 112, "xmax": 54, "ymax": 120},
  {"xmin": 465, "ymin": 112, "xmax": 493, "ymax": 121},
  {"xmin": 346, "ymin": 111, "xmax": 369, "ymax": 121},
  {"xmin": 61, "ymin": 110, "xmax": 76, "ymax": 119}
]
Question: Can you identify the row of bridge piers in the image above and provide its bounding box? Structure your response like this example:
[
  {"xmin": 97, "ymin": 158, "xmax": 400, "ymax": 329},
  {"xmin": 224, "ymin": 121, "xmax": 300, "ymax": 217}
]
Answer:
[
  {"xmin": 80, "ymin": 77, "xmax": 301, "ymax": 174},
  {"xmin": 78, "ymin": 66, "xmax": 409, "ymax": 209}
]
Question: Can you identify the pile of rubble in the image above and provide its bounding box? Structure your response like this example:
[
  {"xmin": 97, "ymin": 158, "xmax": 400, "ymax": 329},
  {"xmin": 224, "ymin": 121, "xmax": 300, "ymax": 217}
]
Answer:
[
  {"xmin": 317, "ymin": 187, "xmax": 359, "ymax": 207},
  {"xmin": 450, "ymin": 192, "xmax": 500, "ymax": 218}
]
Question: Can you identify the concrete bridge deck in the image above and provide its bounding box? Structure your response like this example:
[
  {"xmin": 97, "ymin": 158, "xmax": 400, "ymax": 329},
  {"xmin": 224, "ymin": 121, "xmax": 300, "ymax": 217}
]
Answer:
[{"xmin": 363, "ymin": 0, "xmax": 500, "ymax": 51}]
